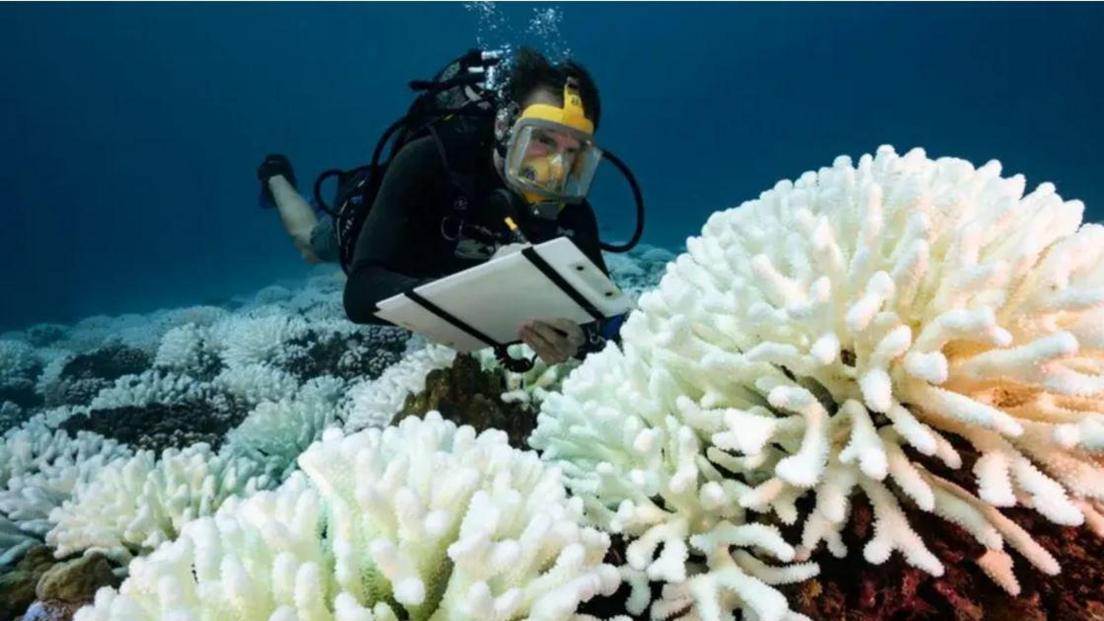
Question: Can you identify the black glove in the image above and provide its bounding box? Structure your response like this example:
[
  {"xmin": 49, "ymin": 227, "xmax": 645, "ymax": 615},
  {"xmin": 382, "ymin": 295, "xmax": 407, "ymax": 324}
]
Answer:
[{"xmin": 257, "ymin": 154, "xmax": 297, "ymax": 208}]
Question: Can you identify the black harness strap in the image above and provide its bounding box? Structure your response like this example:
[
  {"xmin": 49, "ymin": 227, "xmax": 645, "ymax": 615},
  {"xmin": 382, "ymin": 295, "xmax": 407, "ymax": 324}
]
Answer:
[
  {"xmin": 403, "ymin": 290, "xmax": 499, "ymax": 348},
  {"xmin": 520, "ymin": 246, "xmax": 605, "ymax": 322}
]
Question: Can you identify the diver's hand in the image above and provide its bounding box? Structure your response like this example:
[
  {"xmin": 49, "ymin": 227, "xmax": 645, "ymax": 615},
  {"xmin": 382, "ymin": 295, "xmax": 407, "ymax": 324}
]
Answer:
[
  {"xmin": 491, "ymin": 242, "xmax": 531, "ymax": 260},
  {"xmin": 518, "ymin": 318, "xmax": 584, "ymax": 365}
]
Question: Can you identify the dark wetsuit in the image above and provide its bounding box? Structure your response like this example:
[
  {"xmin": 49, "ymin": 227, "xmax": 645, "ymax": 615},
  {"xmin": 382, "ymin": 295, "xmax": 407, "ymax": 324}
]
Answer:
[{"xmin": 343, "ymin": 135, "xmax": 621, "ymax": 356}]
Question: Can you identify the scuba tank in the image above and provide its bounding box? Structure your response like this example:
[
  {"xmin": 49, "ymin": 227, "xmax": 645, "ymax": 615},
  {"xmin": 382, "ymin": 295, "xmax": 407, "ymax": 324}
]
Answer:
[{"xmin": 314, "ymin": 49, "xmax": 503, "ymax": 272}]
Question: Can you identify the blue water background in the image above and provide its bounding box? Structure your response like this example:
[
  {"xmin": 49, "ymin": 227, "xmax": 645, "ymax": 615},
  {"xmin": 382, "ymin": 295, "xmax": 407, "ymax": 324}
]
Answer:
[{"xmin": 2, "ymin": 2, "xmax": 1102, "ymax": 331}]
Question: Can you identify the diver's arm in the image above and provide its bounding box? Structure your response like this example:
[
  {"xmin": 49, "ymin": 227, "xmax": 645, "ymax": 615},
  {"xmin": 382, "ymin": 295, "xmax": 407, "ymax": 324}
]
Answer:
[{"xmin": 343, "ymin": 140, "xmax": 441, "ymax": 325}]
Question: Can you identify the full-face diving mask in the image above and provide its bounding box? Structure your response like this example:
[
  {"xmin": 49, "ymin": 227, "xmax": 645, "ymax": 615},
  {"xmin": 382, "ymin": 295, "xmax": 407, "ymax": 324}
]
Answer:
[{"xmin": 502, "ymin": 79, "xmax": 603, "ymax": 205}]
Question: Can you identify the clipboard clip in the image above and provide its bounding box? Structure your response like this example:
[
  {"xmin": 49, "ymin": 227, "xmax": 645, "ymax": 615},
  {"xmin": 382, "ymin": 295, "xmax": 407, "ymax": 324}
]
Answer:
[{"xmin": 494, "ymin": 343, "xmax": 537, "ymax": 373}]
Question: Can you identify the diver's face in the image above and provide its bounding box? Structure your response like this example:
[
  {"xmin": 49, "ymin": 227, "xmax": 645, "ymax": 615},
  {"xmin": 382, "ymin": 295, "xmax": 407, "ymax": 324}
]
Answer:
[
  {"xmin": 518, "ymin": 88, "xmax": 585, "ymax": 160},
  {"xmin": 525, "ymin": 127, "xmax": 582, "ymax": 160}
]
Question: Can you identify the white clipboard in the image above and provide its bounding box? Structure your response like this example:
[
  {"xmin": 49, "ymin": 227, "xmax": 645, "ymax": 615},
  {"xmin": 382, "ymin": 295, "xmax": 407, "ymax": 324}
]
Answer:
[{"xmin": 373, "ymin": 237, "xmax": 631, "ymax": 352}]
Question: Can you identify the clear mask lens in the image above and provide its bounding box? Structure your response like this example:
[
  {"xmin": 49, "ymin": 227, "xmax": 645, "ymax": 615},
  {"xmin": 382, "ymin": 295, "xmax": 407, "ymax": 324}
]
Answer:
[{"xmin": 505, "ymin": 122, "xmax": 602, "ymax": 203}]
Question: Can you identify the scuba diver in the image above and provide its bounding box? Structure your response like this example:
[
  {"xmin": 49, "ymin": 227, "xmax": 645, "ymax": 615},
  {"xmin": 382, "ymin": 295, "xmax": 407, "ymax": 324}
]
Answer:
[{"xmin": 258, "ymin": 47, "xmax": 644, "ymax": 367}]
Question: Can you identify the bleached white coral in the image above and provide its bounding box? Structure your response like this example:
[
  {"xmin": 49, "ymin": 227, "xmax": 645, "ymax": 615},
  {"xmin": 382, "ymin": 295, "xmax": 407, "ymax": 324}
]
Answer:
[
  {"xmin": 533, "ymin": 347, "xmax": 817, "ymax": 621},
  {"xmin": 31, "ymin": 405, "xmax": 85, "ymax": 429},
  {"xmin": 0, "ymin": 513, "xmax": 37, "ymax": 567},
  {"xmin": 150, "ymin": 304, "xmax": 229, "ymax": 331},
  {"xmin": 0, "ymin": 420, "xmax": 131, "ymax": 540},
  {"xmin": 343, "ymin": 343, "xmax": 457, "ymax": 432},
  {"xmin": 213, "ymin": 362, "xmax": 300, "ymax": 405},
  {"xmin": 0, "ymin": 339, "xmax": 38, "ymax": 389},
  {"xmin": 75, "ymin": 413, "xmax": 620, "ymax": 620},
  {"xmin": 34, "ymin": 349, "xmax": 74, "ymax": 400},
  {"xmin": 47, "ymin": 442, "xmax": 275, "ymax": 562},
  {"xmin": 532, "ymin": 146, "xmax": 1104, "ymax": 617},
  {"xmin": 211, "ymin": 314, "xmax": 309, "ymax": 369},
  {"xmin": 0, "ymin": 401, "xmax": 26, "ymax": 435},
  {"xmin": 89, "ymin": 369, "xmax": 211, "ymax": 410},
  {"xmin": 54, "ymin": 313, "xmax": 163, "ymax": 354},
  {"xmin": 153, "ymin": 323, "xmax": 215, "ymax": 371},
  {"xmin": 222, "ymin": 376, "xmax": 348, "ymax": 477},
  {"xmin": 253, "ymin": 284, "xmax": 293, "ymax": 305}
]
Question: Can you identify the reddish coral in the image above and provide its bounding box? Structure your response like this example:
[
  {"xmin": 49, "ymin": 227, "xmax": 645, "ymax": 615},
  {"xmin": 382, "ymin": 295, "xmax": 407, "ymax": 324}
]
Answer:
[{"xmin": 782, "ymin": 440, "xmax": 1104, "ymax": 620}]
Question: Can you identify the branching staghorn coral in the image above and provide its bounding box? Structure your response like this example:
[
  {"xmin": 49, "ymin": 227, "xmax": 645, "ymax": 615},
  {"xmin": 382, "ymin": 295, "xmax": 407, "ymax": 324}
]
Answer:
[
  {"xmin": 75, "ymin": 413, "xmax": 622, "ymax": 620},
  {"xmin": 343, "ymin": 343, "xmax": 458, "ymax": 433},
  {"xmin": 0, "ymin": 420, "xmax": 131, "ymax": 564},
  {"xmin": 210, "ymin": 313, "xmax": 311, "ymax": 370},
  {"xmin": 45, "ymin": 373, "xmax": 348, "ymax": 563},
  {"xmin": 0, "ymin": 513, "xmax": 38, "ymax": 567},
  {"xmin": 533, "ymin": 347, "xmax": 819, "ymax": 621},
  {"xmin": 153, "ymin": 323, "xmax": 222, "ymax": 377},
  {"xmin": 531, "ymin": 146, "xmax": 1104, "ymax": 618},
  {"xmin": 89, "ymin": 368, "xmax": 213, "ymax": 411},
  {"xmin": 222, "ymin": 376, "xmax": 349, "ymax": 478},
  {"xmin": 213, "ymin": 362, "xmax": 302, "ymax": 405},
  {"xmin": 47, "ymin": 442, "xmax": 275, "ymax": 563}
]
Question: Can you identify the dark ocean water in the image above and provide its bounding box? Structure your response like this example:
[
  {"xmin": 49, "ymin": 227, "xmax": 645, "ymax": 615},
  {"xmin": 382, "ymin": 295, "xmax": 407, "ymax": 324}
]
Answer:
[{"xmin": 2, "ymin": 2, "xmax": 1102, "ymax": 331}]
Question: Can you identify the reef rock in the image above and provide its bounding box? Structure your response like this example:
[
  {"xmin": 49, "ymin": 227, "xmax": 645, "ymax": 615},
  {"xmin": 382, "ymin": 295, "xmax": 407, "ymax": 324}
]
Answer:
[
  {"xmin": 396, "ymin": 353, "xmax": 537, "ymax": 448},
  {"xmin": 0, "ymin": 546, "xmax": 55, "ymax": 621}
]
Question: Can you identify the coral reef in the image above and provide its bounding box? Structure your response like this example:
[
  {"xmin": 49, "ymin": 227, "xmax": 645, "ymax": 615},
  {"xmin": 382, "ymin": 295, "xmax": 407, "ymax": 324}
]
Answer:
[
  {"xmin": 784, "ymin": 468, "xmax": 1104, "ymax": 620},
  {"xmin": 0, "ymin": 545, "xmax": 54, "ymax": 621},
  {"xmin": 3, "ymin": 147, "xmax": 1101, "ymax": 621},
  {"xmin": 0, "ymin": 422, "xmax": 132, "ymax": 541},
  {"xmin": 604, "ymin": 244, "xmax": 679, "ymax": 305},
  {"xmin": 38, "ymin": 344, "xmax": 152, "ymax": 412},
  {"xmin": 277, "ymin": 323, "xmax": 409, "ymax": 382},
  {"xmin": 74, "ymin": 414, "xmax": 621, "ymax": 621},
  {"xmin": 1, "ymin": 270, "xmax": 434, "ymax": 571},
  {"xmin": 396, "ymin": 353, "xmax": 538, "ymax": 448},
  {"xmin": 343, "ymin": 341, "xmax": 458, "ymax": 433},
  {"xmin": 0, "ymin": 340, "xmax": 43, "ymax": 413},
  {"xmin": 222, "ymin": 376, "xmax": 348, "ymax": 478},
  {"xmin": 47, "ymin": 443, "xmax": 275, "ymax": 563},
  {"xmin": 0, "ymin": 402, "xmax": 31, "ymax": 439},
  {"xmin": 531, "ymin": 146, "xmax": 1104, "ymax": 619},
  {"xmin": 22, "ymin": 325, "xmax": 68, "ymax": 349},
  {"xmin": 0, "ymin": 515, "xmax": 39, "ymax": 569},
  {"xmin": 474, "ymin": 344, "xmax": 580, "ymax": 414},
  {"xmin": 151, "ymin": 324, "xmax": 223, "ymax": 380},
  {"xmin": 35, "ymin": 552, "xmax": 121, "ymax": 605},
  {"xmin": 57, "ymin": 393, "xmax": 250, "ymax": 454}
]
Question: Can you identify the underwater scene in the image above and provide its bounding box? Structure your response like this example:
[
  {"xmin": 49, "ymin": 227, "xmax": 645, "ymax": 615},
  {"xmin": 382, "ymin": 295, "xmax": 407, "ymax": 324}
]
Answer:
[{"xmin": 2, "ymin": 2, "xmax": 1104, "ymax": 620}]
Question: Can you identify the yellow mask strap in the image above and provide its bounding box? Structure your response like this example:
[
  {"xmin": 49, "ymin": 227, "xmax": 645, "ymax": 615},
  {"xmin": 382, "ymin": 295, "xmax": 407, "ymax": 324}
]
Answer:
[{"xmin": 516, "ymin": 78, "xmax": 594, "ymax": 135}]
